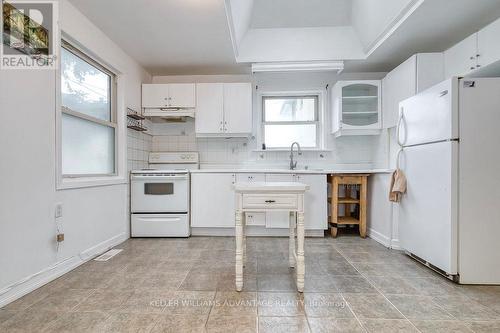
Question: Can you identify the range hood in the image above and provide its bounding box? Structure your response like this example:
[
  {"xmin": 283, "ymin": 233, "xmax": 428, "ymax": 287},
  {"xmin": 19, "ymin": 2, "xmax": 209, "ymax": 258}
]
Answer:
[{"xmin": 143, "ymin": 108, "xmax": 195, "ymax": 119}]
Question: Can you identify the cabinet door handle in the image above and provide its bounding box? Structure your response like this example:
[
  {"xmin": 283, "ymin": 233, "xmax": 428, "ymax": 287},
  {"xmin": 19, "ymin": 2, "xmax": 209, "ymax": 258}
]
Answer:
[{"xmin": 265, "ymin": 200, "xmax": 276, "ymax": 203}]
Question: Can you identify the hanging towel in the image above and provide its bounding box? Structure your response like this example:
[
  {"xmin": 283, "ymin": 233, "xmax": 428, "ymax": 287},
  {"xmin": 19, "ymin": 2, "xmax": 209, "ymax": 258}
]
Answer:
[{"xmin": 389, "ymin": 169, "xmax": 407, "ymax": 202}]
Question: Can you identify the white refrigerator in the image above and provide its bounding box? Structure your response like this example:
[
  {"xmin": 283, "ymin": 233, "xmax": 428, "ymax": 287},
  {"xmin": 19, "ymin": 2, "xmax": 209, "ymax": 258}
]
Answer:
[{"xmin": 398, "ymin": 77, "xmax": 500, "ymax": 284}]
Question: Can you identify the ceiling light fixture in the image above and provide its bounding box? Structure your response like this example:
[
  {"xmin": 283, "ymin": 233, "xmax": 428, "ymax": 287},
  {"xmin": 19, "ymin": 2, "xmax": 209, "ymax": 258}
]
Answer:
[{"xmin": 251, "ymin": 61, "xmax": 344, "ymax": 74}]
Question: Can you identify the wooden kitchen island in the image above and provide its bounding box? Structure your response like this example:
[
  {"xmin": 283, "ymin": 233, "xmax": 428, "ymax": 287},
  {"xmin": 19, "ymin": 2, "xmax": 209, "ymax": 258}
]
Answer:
[
  {"xmin": 233, "ymin": 182, "xmax": 310, "ymax": 292},
  {"xmin": 328, "ymin": 174, "xmax": 370, "ymax": 238}
]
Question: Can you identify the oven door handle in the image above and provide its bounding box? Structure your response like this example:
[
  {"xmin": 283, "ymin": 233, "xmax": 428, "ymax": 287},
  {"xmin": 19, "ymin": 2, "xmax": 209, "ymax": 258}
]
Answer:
[{"xmin": 131, "ymin": 175, "xmax": 188, "ymax": 180}]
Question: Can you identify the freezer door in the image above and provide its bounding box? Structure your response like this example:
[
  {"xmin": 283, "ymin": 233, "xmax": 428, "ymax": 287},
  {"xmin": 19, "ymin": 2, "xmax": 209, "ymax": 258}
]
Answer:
[
  {"xmin": 398, "ymin": 78, "xmax": 458, "ymax": 146},
  {"xmin": 399, "ymin": 141, "xmax": 458, "ymax": 274}
]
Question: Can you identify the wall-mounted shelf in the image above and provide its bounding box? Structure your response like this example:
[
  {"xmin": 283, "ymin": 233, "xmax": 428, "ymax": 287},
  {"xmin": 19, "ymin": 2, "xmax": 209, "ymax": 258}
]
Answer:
[
  {"xmin": 127, "ymin": 107, "xmax": 147, "ymax": 132},
  {"xmin": 127, "ymin": 107, "xmax": 145, "ymax": 120}
]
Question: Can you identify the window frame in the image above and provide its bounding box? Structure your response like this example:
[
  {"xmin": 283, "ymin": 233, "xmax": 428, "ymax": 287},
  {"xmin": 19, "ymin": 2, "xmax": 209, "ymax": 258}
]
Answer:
[
  {"xmin": 259, "ymin": 91, "xmax": 325, "ymax": 150},
  {"xmin": 56, "ymin": 36, "xmax": 126, "ymax": 190},
  {"xmin": 60, "ymin": 40, "xmax": 118, "ymax": 178}
]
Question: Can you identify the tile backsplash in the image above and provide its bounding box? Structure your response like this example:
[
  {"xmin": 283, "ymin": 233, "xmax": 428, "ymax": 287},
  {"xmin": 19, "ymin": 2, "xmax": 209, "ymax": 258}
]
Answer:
[
  {"xmin": 131, "ymin": 72, "xmax": 392, "ymax": 170},
  {"xmin": 149, "ymin": 120, "xmax": 388, "ymax": 170},
  {"xmin": 127, "ymin": 127, "xmax": 152, "ymax": 172}
]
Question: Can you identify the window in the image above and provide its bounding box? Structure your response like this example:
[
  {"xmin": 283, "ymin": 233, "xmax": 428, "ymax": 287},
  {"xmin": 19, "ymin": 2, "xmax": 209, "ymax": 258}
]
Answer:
[
  {"xmin": 262, "ymin": 95, "xmax": 319, "ymax": 149},
  {"xmin": 60, "ymin": 40, "xmax": 116, "ymax": 177}
]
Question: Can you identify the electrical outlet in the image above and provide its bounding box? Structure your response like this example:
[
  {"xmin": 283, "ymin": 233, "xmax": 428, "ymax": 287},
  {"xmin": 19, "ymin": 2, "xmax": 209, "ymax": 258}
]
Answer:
[{"xmin": 55, "ymin": 203, "xmax": 63, "ymax": 218}]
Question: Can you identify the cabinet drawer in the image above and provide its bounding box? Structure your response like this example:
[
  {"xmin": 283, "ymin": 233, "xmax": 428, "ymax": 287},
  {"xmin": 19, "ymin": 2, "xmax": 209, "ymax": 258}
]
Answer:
[{"xmin": 242, "ymin": 194, "xmax": 298, "ymax": 210}]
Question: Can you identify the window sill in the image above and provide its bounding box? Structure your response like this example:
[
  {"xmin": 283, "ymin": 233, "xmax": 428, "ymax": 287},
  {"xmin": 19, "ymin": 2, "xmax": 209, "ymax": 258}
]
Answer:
[{"xmin": 57, "ymin": 175, "xmax": 127, "ymax": 190}]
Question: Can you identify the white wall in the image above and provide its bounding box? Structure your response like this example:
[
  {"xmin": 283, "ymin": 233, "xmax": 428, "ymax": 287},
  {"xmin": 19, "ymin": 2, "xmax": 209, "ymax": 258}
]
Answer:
[
  {"xmin": 237, "ymin": 27, "xmax": 365, "ymax": 62},
  {"xmin": 151, "ymin": 72, "xmax": 389, "ymax": 170},
  {"xmin": 0, "ymin": 0, "xmax": 151, "ymax": 306}
]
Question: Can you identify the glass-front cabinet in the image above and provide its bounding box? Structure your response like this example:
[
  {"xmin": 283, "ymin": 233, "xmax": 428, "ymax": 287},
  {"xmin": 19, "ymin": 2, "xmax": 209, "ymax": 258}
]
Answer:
[{"xmin": 331, "ymin": 80, "xmax": 382, "ymax": 137}]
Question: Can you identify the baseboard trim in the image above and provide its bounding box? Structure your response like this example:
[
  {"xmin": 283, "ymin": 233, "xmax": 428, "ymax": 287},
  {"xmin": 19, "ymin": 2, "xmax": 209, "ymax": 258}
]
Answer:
[
  {"xmin": 191, "ymin": 227, "xmax": 325, "ymax": 237},
  {"xmin": 391, "ymin": 238, "xmax": 401, "ymax": 250},
  {"xmin": 0, "ymin": 232, "xmax": 127, "ymax": 308},
  {"xmin": 367, "ymin": 228, "xmax": 391, "ymax": 248}
]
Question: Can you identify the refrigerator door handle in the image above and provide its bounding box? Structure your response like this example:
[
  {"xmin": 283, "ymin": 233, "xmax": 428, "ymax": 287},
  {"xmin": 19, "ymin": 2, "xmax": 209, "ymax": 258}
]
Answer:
[{"xmin": 396, "ymin": 108, "xmax": 407, "ymax": 147}]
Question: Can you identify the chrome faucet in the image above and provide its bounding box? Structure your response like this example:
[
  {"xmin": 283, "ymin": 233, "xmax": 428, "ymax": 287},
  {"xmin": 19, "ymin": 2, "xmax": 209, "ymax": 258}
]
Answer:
[{"xmin": 289, "ymin": 142, "xmax": 302, "ymax": 170}]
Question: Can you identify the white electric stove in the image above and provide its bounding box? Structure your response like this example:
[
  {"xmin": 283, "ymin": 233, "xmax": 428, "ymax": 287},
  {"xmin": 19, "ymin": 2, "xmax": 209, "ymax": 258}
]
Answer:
[{"xmin": 130, "ymin": 152, "xmax": 199, "ymax": 237}]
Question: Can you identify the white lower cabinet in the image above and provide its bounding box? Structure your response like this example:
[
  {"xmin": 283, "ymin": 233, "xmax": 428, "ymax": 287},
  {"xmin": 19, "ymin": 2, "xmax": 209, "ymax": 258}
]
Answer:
[
  {"xmin": 190, "ymin": 172, "xmax": 327, "ymax": 231},
  {"xmin": 245, "ymin": 213, "xmax": 266, "ymax": 227},
  {"xmin": 265, "ymin": 174, "xmax": 295, "ymax": 229},
  {"xmin": 235, "ymin": 174, "xmax": 266, "ymax": 227},
  {"xmin": 236, "ymin": 173, "xmax": 265, "ymax": 183},
  {"xmin": 190, "ymin": 173, "xmax": 236, "ymax": 228},
  {"xmin": 295, "ymin": 174, "xmax": 328, "ymax": 230}
]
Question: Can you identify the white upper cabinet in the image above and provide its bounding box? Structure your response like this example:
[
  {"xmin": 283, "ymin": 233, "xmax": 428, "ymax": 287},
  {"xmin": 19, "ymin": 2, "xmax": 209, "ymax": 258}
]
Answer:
[
  {"xmin": 195, "ymin": 82, "xmax": 253, "ymax": 137},
  {"xmin": 444, "ymin": 33, "xmax": 478, "ymax": 78},
  {"xmin": 443, "ymin": 17, "xmax": 500, "ymax": 78},
  {"xmin": 142, "ymin": 84, "xmax": 196, "ymax": 109},
  {"xmin": 142, "ymin": 84, "xmax": 169, "ymax": 108},
  {"xmin": 167, "ymin": 84, "xmax": 196, "ymax": 108},
  {"xmin": 195, "ymin": 83, "xmax": 224, "ymax": 134},
  {"xmin": 477, "ymin": 17, "xmax": 500, "ymax": 70},
  {"xmin": 383, "ymin": 53, "xmax": 444, "ymax": 128},
  {"xmin": 223, "ymin": 83, "xmax": 253, "ymax": 134},
  {"xmin": 332, "ymin": 80, "xmax": 382, "ymax": 137}
]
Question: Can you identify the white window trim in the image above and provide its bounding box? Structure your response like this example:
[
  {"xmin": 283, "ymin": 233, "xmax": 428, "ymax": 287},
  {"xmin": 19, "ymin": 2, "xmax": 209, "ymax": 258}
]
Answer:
[
  {"xmin": 56, "ymin": 34, "xmax": 127, "ymax": 190},
  {"xmin": 256, "ymin": 90, "xmax": 327, "ymax": 151}
]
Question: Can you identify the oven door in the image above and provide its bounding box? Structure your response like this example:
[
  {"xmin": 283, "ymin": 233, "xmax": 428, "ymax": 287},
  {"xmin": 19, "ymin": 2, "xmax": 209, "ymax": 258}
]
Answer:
[{"xmin": 131, "ymin": 174, "xmax": 188, "ymax": 213}]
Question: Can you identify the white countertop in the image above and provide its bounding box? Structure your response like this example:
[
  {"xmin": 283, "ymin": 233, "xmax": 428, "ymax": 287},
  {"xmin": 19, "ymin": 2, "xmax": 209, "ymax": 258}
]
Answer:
[{"xmin": 190, "ymin": 168, "xmax": 393, "ymax": 174}]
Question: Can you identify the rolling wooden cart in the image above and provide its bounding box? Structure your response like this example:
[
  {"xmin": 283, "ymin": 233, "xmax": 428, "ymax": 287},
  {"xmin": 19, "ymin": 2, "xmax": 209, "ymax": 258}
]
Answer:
[{"xmin": 328, "ymin": 174, "xmax": 369, "ymax": 238}]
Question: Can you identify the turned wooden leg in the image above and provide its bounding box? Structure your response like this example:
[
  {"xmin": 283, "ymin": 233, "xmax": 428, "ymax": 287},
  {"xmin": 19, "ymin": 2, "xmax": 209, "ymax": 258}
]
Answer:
[
  {"xmin": 243, "ymin": 213, "xmax": 247, "ymax": 266},
  {"xmin": 289, "ymin": 212, "xmax": 296, "ymax": 268},
  {"xmin": 296, "ymin": 212, "xmax": 305, "ymax": 292},
  {"xmin": 330, "ymin": 225, "xmax": 338, "ymax": 238},
  {"xmin": 235, "ymin": 210, "xmax": 244, "ymax": 291}
]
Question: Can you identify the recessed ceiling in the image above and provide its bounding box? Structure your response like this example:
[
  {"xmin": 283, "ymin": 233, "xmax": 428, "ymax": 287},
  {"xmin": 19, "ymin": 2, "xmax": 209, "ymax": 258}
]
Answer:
[
  {"xmin": 250, "ymin": 0, "xmax": 352, "ymax": 29},
  {"xmin": 68, "ymin": 0, "xmax": 500, "ymax": 75}
]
